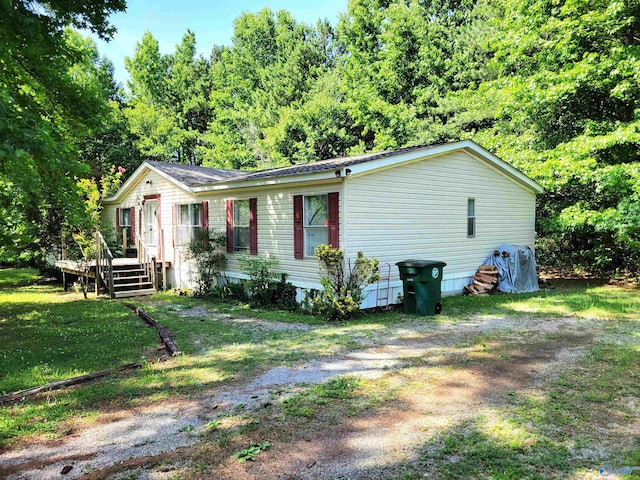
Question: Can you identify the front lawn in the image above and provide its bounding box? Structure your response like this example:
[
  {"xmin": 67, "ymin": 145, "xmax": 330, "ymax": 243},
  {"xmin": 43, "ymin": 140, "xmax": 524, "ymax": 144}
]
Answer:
[
  {"xmin": 1, "ymin": 269, "xmax": 638, "ymax": 480},
  {"xmin": 0, "ymin": 278, "xmax": 158, "ymax": 444}
]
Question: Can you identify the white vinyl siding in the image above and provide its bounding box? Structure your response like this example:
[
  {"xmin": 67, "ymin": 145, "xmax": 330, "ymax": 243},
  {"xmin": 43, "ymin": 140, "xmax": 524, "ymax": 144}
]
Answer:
[
  {"xmin": 102, "ymin": 149, "xmax": 537, "ymax": 297},
  {"xmin": 344, "ymin": 151, "xmax": 536, "ymax": 295},
  {"xmin": 103, "ymin": 170, "xmax": 200, "ymax": 267},
  {"xmin": 205, "ymin": 182, "xmax": 342, "ymax": 287}
]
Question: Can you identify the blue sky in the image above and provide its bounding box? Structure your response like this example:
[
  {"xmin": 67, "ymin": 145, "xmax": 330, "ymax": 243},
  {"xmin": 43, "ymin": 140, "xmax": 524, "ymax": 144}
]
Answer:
[{"xmin": 92, "ymin": 0, "xmax": 348, "ymax": 87}]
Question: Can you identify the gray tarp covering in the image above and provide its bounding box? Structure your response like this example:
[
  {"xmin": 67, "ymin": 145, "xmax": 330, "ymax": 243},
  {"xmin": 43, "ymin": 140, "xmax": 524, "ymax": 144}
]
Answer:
[{"xmin": 482, "ymin": 244, "xmax": 539, "ymax": 294}]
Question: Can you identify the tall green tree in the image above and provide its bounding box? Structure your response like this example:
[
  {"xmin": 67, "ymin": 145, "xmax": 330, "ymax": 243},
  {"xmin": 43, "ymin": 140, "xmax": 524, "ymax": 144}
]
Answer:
[
  {"xmin": 125, "ymin": 30, "xmax": 212, "ymax": 165},
  {"xmin": 0, "ymin": 0, "xmax": 126, "ymax": 263},
  {"xmin": 336, "ymin": 0, "xmax": 481, "ymax": 151},
  {"xmin": 203, "ymin": 9, "xmax": 341, "ymax": 169},
  {"xmin": 446, "ymin": 0, "xmax": 640, "ymax": 272}
]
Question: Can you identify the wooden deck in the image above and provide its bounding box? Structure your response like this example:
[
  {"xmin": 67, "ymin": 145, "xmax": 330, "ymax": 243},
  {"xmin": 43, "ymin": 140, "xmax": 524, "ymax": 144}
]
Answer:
[
  {"xmin": 55, "ymin": 258, "xmax": 143, "ymax": 277},
  {"xmin": 55, "ymin": 258, "xmax": 171, "ymax": 296}
]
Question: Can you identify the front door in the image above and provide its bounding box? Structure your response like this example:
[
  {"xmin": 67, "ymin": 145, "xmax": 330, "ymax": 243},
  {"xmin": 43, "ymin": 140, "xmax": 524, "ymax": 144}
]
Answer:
[{"xmin": 144, "ymin": 199, "xmax": 158, "ymax": 246}]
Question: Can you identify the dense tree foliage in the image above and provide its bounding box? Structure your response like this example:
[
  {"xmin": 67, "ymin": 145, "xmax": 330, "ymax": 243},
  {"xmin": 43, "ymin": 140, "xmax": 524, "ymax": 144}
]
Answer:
[
  {"xmin": 2, "ymin": 0, "xmax": 638, "ymax": 274},
  {"xmin": 447, "ymin": 0, "xmax": 640, "ymax": 273},
  {"xmin": 0, "ymin": 0, "xmax": 128, "ymax": 263}
]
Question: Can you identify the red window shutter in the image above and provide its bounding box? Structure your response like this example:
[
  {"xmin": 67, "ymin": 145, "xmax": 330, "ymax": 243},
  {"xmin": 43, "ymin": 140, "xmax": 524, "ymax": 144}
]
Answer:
[
  {"xmin": 201, "ymin": 201, "xmax": 209, "ymax": 230},
  {"xmin": 226, "ymin": 199, "xmax": 234, "ymax": 253},
  {"xmin": 293, "ymin": 195, "xmax": 303, "ymax": 259},
  {"xmin": 201, "ymin": 201, "xmax": 209, "ymax": 247},
  {"xmin": 130, "ymin": 206, "xmax": 136, "ymax": 244},
  {"xmin": 328, "ymin": 192, "xmax": 339, "ymax": 249},
  {"xmin": 115, "ymin": 208, "xmax": 121, "ymax": 231},
  {"xmin": 172, "ymin": 204, "xmax": 177, "ymax": 248},
  {"xmin": 249, "ymin": 198, "xmax": 258, "ymax": 255}
]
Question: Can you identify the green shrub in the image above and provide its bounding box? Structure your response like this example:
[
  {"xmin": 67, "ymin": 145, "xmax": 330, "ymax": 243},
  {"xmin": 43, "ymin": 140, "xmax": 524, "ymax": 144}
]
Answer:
[
  {"xmin": 184, "ymin": 228, "xmax": 227, "ymax": 296},
  {"xmin": 238, "ymin": 255, "xmax": 298, "ymax": 310},
  {"xmin": 312, "ymin": 245, "xmax": 379, "ymax": 320},
  {"xmin": 215, "ymin": 279, "xmax": 250, "ymax": 303},
  {"xmin": 239, "ymin": 254, "xmax": 279, "ymax": 305},
  {"xmin": 271, "ymin": 273, "xmax": 298, "ymax": 311}
]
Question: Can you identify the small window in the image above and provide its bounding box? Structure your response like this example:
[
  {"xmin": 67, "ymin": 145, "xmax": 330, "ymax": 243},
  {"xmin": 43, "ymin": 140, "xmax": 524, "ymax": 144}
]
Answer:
[
  {"xmin": 177, "ymin": 203, "xmax": 202, "ymax": 245},
  {"xmin": 233, "ymin": 200, "xmax": 250, "ymax": 251},
  {"xmin": 304, "ymin": 195, "xmax": 328, "ymax": 257},
  {"xmin": 467, "ymin": 198, "xmax": 476, "ymax": 237}
]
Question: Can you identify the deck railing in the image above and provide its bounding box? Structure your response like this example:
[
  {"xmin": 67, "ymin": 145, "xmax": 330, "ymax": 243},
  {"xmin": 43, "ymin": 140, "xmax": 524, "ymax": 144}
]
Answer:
[
  {"xmin": 95, "ymin": 231, "xmax": 114, "ymax": 298},
  {"xmin": 136, "ymin": 237, "xmax": 157, "ymax": 290}
]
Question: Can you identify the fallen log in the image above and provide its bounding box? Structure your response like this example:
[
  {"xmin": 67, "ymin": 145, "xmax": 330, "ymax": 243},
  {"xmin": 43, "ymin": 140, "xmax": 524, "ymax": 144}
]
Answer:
[
  {"xmin": 0, "ymin": 363, "xmax": 142, "ymax": 406},
  {"xmin": 124, "ymin": 303, "xmax": 180, "ymax": 357}
]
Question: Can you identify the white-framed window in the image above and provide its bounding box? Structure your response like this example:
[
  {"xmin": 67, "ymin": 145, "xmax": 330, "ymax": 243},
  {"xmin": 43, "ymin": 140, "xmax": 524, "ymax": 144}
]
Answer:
[
  {"xmin": 467, "ymin": 198, "xmax": 476, "ymax": 237},
  {"xmin": 233, "ymin": 200, "xmax": 249, "ymax": 251},
  {"xmin": 304, "ymin": 194, "xmax": 328, "ymax": 257},
  {"xmin": 177, "ymin": 203, "xmax": 202, "ymax": 245},
  {"xmin": 120, "ymin": 207, "xmax": 132, "ymax": 241}
]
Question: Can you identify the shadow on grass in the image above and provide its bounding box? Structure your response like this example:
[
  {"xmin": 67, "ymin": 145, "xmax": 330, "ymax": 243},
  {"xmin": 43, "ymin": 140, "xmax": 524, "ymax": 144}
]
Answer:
[
  {"xmin": 0, "ymin": 268, "xmax": 40, "ymax": 289},
  {"xmin": 442, "ymin": 285, "xmax": 640, "ymax": 321},
  {"xmin": 270, "ymin": 341, "xmax": 638, "ymax": 480},
  {"xmin": 166, "ymin": 341, "xmax": 638, "ymax": 480},
  {"xmin": 0, "ymin": 291, "xmax": 157, "ymax": 393},
  {"xmin": 2, "ymin": 281, "xmax": 638, "ymax": 455}
]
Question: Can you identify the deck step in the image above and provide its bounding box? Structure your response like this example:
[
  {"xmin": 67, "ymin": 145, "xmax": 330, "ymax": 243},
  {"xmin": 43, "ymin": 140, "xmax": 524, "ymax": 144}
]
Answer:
[
  {"xmin": 113, "ymin": 279, "xmax": 151, "ymax": 287},
  {"xmin": 113, "ymin": 268, "xmax": 145, "ymax": 274},
  {"xmin": 113, "ymin": 274, "xmax": 149, "ymax": 282},
  {"xmin": 113, "ymin": 288, "xmax": 157, "ymax": 298},
  {"xmin": 112, "ymin": 264, "xmax": 144, "ymax": 271},
  {"xmin": 113, "ymin": 282, "xmax": 153, "ymax": 291}
]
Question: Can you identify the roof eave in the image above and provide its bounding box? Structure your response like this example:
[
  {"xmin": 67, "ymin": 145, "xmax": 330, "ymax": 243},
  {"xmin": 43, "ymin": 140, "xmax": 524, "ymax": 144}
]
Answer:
[
  {"xmin": 190, "ymin": 169, "xmax": 341, "ymax": 193},
  {"xmin": 104, "ymin": 161, "xmax": 192, "ymax": 203}
]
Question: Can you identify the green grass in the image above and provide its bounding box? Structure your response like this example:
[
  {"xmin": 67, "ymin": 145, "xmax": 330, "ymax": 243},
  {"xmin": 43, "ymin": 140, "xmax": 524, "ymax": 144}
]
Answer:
[
  {"xmin": 1, "ymin": 268, "xmax": 639, "ymax": 477},
  {"xmin": 281, "ymin": 376, "xmax": 360, "ymax": 418},
  {"xmin": 416, "ymin": 339, "xmax": 640, "ymax": 479},
  {"xmin": 441, "ymin": 285, "xmax": 640, "ymax": 321},
  {"xmin": 0, "ymin": 277, "xmax": 158, "ymax": 444},
  {"xmin": 0, "ymin": 280, "xmax": 376, "ymax": 446},
  {"xmin": 0, "ymin": 268, "xmax": 40, "ymax": 289},
  {"xmin": 0, "ymin": 286, "xmax": 157, "ymax": 393}
]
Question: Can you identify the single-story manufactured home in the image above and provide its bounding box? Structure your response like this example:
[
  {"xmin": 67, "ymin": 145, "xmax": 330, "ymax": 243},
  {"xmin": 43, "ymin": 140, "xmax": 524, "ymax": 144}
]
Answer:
[{"xmin": 102, "ymin": 140, "xmax": 543, "ymax": 306}]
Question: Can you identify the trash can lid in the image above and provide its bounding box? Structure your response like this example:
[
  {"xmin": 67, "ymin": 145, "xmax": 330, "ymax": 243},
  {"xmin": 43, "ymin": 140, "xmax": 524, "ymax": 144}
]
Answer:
[{"xmin": 396, "ymin": 260, "xmax": 447, "ymax": 268}]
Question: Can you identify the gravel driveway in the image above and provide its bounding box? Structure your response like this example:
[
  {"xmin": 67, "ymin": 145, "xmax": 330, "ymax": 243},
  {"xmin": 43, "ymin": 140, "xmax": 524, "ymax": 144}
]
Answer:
[{"xmin": 0, "ymin": 312, "xmax": 628, "ymax": 480}]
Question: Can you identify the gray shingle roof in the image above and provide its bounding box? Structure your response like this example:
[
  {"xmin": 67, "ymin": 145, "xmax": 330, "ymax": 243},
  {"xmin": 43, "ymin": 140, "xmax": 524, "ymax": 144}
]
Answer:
[
  {"xmin": 231, "ymin": 144, "xmax": 433, "ymax": 182},
  {"xmin": 148, "ymin": 161, "xmax": 244, "ymax": 186},
  {"xmin": 149, "ymin": 144, "xmax": 436, "ymax": 187}
]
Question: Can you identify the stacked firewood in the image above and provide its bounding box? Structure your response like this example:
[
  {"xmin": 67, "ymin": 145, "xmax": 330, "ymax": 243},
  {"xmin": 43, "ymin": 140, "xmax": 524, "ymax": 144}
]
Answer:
[{"xmin": 463, "ymin": 265, "xmax": 499, "ymax": 295}]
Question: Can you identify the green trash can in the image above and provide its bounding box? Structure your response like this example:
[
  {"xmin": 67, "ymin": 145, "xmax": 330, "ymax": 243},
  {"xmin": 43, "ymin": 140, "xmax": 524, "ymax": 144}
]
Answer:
[{"xmin": 396, "ymin": 260, "xmax": 447, "ymax": 316}]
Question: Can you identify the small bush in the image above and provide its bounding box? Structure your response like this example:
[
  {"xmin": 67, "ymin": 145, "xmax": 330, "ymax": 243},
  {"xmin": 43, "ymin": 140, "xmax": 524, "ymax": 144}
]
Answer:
[
  {"xmin": 271, "ymin": 273, "xmax": 298, "ymax": 311},
  {"xmin": 239, "ymin": 255, "xmax": 279, "ymax": 305},
  {"xmin": 184, "ymin": 228, "xmax": 227, "ymax": 296},
  {"xmin": 214, "ymin": 279, "xmax": 250, "ymax": 303},
  {"xmin": 312, "ymin": 245, "xmax": 379, "ymax": 320},
  {"xmin": 237, "ymin": 255, "xmax": 298, "ymax": 310}
]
